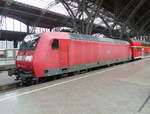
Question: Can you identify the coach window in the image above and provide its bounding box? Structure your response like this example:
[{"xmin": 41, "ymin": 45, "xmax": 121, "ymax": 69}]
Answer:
[{"xmin": 52, "ymin": 39, "xmax": 59, "ymax": 49}]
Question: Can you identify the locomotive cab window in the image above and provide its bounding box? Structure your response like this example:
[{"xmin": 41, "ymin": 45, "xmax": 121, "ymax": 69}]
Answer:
[{"xmin": 52, "ymin": 39, "xmax": 59, "ymax": 49}]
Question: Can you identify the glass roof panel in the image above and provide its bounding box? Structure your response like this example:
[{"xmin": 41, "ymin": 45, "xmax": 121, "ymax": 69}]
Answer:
[{"xmin": 14, "ymin": 0, "xmax": 69, "ymax": 15}]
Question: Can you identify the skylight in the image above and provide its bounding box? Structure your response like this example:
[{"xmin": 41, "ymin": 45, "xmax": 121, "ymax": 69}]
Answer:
[{"xmin": 14, "ymin": 0, "xmax": 69, "ymax": 15}]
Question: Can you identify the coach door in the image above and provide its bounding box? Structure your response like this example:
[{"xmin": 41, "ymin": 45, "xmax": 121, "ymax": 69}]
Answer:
[{"xmin": 59, "ymin": 39, "xmax": 69, "ymax": 67}]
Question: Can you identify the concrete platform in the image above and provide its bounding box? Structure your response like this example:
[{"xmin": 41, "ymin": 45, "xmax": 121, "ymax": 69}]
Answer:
[
  {"xmin": 0, "ymin": 60, "xmax": 15, "ymax": 66},
  {"xmin": 0, "ymin": 71, "xmax": 18, "ymax": 91},
  {"xmin": 0, "ymin": 59, "xmax": 150, "ymax": 114},
  {"xmin": 0, "ymin": 60, "xmax": 15, "ymax": 70}
]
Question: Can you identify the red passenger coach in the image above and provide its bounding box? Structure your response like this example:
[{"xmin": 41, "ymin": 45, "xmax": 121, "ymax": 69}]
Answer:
[
  {"xmin": 130, "ymin": 41, "xmax": 143, "ymax": 59},
  {"xmin": 141, "ymin": 42, "xmax": 150, "ymax": 58},
  {"xmin": 9, "ymin": 32, "xmax": 132, "ymax": 84}
]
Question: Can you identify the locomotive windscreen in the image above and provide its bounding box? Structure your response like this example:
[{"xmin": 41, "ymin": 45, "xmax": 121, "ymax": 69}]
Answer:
[{"xmin": 20, "ymin": 34, "xmax": 41, "ymax": 50}]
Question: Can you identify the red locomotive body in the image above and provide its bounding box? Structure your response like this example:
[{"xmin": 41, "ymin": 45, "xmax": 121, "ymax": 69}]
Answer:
[
  {"xmin": 8, "ymin": 32, "xmax": 135, "ymax": 84},
  {"xmin": 69, "ymin": 34, "xmax": 132, "ymax": 67}
]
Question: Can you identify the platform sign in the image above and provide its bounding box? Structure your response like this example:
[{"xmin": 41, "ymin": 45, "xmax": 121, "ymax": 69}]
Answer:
[{"xmin": 0, "ymin": 50, "xmax": 6, "ymax": 58}]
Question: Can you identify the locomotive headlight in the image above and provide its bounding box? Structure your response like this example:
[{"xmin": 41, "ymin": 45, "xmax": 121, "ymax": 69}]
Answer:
[
  {"xmin": 16, "ymin": 56, "xmax": 23, "ymax": 61},
  {"xmin": 25, "ymin": 56, "xmax": 33, "ymax": 62}
]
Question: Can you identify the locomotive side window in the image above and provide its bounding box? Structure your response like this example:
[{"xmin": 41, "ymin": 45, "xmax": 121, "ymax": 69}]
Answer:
[{"xmin": 52, "ymin": 39, "xmax": 59, "ymax": 49}]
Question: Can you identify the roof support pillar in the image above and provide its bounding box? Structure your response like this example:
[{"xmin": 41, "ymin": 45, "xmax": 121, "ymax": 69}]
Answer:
[
  {"xmin": 27, "ymin": 25, "xmax": 29, "ymax": 34},
  {"xmin": 14, "ymin": 40, "xmax": 18, "ymax": 48}
]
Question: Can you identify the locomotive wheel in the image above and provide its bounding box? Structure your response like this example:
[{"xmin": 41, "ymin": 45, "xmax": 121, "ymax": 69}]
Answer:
[
  {"xmin": 80, "ymin": 69, "xmax": 88, "ymax": 74},
  {"xmin": 21, "ymin": 78, "xmax": 39, "ymax": 86},
  {"xmin": 73, "ymin": 71, "xmax": 80, "ymax": 75},
  {"xmin": 61, "ymin": 73, "xmax": 68, "ymax": 78}
]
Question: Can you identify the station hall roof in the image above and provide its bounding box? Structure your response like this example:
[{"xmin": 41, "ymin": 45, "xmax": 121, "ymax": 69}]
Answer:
[
  {"xmin": 1, "ymin": 0, "xmax": 150, "ymax": 41},
  {"xmin": 101, "ymin": 0, "xmax": 150, "ymax": 34},
  {"xmin": 0, "ymin": 0, "xmax": 111, "ymax": 40},
  {"xmin": 0, "ymin": 0, "xmax": 72, "ymax": 28}
]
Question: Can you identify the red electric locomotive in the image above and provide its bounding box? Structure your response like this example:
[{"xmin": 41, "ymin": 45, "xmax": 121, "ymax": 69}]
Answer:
[{"xmin": 8, "ymin": 32, "xmax": 145, "ymax": 84}]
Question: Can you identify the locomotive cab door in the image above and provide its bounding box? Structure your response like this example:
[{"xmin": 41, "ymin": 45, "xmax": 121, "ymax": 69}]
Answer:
[{"xmin": 58, "ymin": 39, "xmax": 69, "ymax": 67}]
